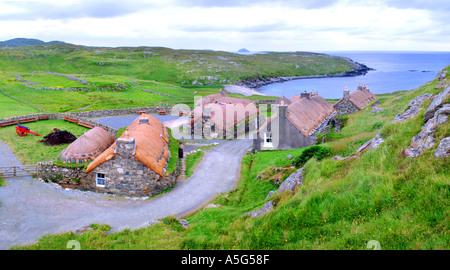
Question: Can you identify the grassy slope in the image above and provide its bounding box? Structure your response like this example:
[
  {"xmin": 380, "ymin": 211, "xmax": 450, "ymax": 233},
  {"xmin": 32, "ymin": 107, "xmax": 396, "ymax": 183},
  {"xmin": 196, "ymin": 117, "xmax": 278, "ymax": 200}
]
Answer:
[
  {"xmin": 0, "ymin": 45, "xmax": 355, "ymax": 84},
  {"xmin": 0, "ymin": 44, "xmax": 355, "ymax": 117},
  {"xmin": 0, "ymin": 89, "xmax": 38, "ymax": 118},
  {"xmin": 0, "ymin": 120, "xmax": 89, "ymax": 165},
  {"xmin": 13, "ymin": 66, "xmax": 450, "ymax": 250}
]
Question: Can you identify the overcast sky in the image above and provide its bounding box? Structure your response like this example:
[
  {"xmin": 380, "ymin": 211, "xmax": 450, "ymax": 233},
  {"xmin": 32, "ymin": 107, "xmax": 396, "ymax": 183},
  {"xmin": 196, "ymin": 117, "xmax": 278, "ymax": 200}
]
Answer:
[{"xmin": 0, "ymin": 0, "xmax": 449, "ymax": 52}]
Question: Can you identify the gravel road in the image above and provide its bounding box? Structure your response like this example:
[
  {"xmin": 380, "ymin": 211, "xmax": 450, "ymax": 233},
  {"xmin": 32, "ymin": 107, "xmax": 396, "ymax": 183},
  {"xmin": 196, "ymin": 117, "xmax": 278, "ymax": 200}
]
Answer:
[{"xmin": 0, "ymin": 137, "xmax": 252, "ymax": 250}]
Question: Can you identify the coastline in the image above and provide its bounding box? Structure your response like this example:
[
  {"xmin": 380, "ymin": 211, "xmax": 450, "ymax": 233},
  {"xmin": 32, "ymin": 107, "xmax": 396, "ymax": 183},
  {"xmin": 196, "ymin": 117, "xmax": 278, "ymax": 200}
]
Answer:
[{"xmin": 234, "ymin": 60, "xmax": 374, "ymax": 89}]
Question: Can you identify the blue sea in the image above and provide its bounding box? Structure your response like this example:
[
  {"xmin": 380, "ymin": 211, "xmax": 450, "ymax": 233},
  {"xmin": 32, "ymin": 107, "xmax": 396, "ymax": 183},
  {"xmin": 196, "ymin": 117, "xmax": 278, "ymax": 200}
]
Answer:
[{"xmin": 257, "ymin": 51, "xmax": 450, "ymax": 99}]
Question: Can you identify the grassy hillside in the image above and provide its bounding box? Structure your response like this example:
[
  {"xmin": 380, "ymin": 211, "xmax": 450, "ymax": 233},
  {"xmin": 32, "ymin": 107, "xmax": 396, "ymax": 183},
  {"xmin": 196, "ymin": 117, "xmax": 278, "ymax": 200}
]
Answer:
[
  {"xmin": 0, "ymin": 44, "xmax": 359, "ymax": 117},
  {"xmin": 0, "ymin": 44, "xmax": 357, "ymax": 85},
  {"xmin": 13, "ymin": 66, "xmax": 449, "ymax": 250}
]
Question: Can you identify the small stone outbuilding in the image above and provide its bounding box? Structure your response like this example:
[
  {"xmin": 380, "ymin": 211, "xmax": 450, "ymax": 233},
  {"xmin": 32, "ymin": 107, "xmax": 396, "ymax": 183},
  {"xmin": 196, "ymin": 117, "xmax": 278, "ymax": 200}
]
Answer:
[
  {"xmin": 83, "ymin": 114, "xmax": 174, "ymax": 197},
  {"xmin": 188, "ymin": 93, "xmax": 258, "ymax": 139},
  {"xmin": 60, "ymin": 127, "xmax": 116, "ymax": 164},
  {"xmin": 333, "ymin": 83, "xmax": 377, "ymax": 115}
]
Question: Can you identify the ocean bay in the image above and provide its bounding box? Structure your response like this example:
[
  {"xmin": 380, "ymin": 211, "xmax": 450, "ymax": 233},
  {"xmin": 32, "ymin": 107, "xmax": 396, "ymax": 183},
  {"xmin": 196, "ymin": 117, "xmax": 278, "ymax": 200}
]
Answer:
[{"xmin": 257, "ymin": 51, "xmax": 450, "ymax": 99}]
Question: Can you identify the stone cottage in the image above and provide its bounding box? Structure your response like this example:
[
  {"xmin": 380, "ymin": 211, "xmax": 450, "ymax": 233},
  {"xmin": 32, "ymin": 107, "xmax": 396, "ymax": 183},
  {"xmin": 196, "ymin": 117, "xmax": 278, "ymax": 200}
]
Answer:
[
  {"xmin": 83, "ymin": 114, "xmax": 174, "ymax": 197},
  {"xmin": 60, "ymin": 126, "xmax": 116, "ymax": 164},
  {"xmin": 253, "ymin": 91, "xmax": 336, "ymax": 151},
  {"xmin": 188, "ymin": 93, "xmax": 259, "ymax": 139},
  {"xmin": 333, "ymin": 83, "xmax": 377, "ymax": 115}
]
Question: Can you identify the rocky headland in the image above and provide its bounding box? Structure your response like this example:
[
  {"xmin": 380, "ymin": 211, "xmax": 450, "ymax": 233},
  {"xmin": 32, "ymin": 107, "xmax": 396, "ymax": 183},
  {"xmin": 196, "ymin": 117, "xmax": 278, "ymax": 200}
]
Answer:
[{"xmin": 235, "ymin": 59, "xmax": 373, "ymax": 89}]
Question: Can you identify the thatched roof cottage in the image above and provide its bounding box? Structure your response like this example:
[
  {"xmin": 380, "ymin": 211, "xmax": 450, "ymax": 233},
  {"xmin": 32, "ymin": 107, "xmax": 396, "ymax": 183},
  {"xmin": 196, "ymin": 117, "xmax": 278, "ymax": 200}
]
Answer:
[
  {"xmin": 333, "ymin": 83, "xmax": 377, "ymax": 115},
  {"xmin": 83, "ymin": 114, "xmax": 174, "ymax": 197},
  {"xmin": 254, "ymin": 91, "xmax": 335, "ymax": 150}
]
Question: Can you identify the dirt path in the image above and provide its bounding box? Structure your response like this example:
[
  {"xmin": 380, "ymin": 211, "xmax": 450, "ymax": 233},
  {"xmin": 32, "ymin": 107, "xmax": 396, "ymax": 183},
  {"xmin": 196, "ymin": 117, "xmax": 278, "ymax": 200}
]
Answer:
[{"xmin": 0, "ymin": 138, "xmax": 252, "ymax": 249}]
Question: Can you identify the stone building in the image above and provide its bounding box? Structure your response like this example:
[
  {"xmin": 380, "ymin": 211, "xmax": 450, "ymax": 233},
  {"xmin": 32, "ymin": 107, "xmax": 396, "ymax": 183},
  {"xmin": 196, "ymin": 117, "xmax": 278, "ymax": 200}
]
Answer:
[
  {"xmin": 83, "ymin": 114, "xmax": 174, "ymax": 197},
  {"xmin": 187, "ymin": 93, "xmax": 259, "ymax": 139},
  {"xmin": 333, "ymin": 83, "xmax": 377, "ymax": 115},
  {"xmin": 253, "ymin": 91, "xmax": 336, "ymax": 151}
]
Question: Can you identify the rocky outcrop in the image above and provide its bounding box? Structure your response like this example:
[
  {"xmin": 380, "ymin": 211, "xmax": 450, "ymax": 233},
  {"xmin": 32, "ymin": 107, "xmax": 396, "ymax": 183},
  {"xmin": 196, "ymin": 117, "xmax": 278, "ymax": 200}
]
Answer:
[
  {"xmin": 356, "ymin": 132, "xmax": 385, "ymax": 153},
  {"xmin": 434, "ymin": 137, "xmax": 450, "ymax": 158},
  {"xmin": 436, "ymin": 69, "xmax": 448, "ymax": 81},
  {"xmin": 278, "ymin": 167, "xmax": 303, "ymax": 193},
  {"xmin": 423, "ymin": 87, "xmax": 450, "ymax": 123},
  {"xmin": 393, "ymin": 93, "xmax": 433, "ymax": 123},
  {"xmin": 237, "ymin": 61, "xmax": 373, "ymax": 89},
  {"xmin": 245, "ymin": 201, "xmax": 274, "ymax": 218},
  {"xmin": 403, "ymin": 88, "xmax": 450, "ymax": 158},
  {"xmin": 372, "ymin": 106, "xmax": 384, "ymax": 114}
]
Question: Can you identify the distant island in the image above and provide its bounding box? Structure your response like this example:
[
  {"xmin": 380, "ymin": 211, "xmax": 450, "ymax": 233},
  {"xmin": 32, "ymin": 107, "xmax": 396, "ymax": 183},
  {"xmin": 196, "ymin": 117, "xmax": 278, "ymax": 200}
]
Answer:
[{"xmin": 238, "ymin": 48, "xmax": 250, "ymax": 53}]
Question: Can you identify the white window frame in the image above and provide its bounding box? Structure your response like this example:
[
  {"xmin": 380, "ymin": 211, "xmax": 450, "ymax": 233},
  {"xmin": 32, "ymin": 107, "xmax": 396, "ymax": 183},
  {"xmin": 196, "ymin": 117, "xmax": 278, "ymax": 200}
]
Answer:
[
  {"xmin": 263, "ymin": 132, "xmax": 273, "ymax": 147},
  {"xmin": 96, "ymin": 173, "xmax": 106, "ymax": 187}
]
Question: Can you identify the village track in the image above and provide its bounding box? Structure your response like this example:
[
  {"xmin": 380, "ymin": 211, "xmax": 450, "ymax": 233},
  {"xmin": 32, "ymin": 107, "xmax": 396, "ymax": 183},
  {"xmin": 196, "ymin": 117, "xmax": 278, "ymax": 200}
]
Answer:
[{"xmin": 0, "ymin": 138, "xmax": 252, "ymax": 249}]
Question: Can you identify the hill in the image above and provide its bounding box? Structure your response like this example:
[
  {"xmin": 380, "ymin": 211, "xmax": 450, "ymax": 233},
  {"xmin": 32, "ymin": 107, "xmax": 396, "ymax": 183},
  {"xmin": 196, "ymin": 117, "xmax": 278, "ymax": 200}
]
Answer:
[
  {"xmin": 0, "ymin": 42, "xmax": 366, "ymax": 86},
  {"xmin": 0, "ymin": 38, "xmax": 68, "ymax": 47},
  {"xmin": 0, "ymin": 42, "xmax": 371, "ymax": 115},
  {"xmin": 12, "ymin": 65, "xmax": 450, "ymax": 250}
]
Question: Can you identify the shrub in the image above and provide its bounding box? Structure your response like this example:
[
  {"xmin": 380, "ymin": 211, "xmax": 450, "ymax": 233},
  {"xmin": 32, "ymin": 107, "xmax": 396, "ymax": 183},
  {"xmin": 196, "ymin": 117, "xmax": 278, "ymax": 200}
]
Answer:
[{"xmin": 292, "ymin": 145, "xmax": 331, "ymax": 168}]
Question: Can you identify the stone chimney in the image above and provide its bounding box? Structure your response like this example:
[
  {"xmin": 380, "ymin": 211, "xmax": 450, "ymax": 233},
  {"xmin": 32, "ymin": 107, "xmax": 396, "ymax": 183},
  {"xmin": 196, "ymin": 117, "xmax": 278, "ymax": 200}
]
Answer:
[
  {"xmin": 114, "ymin": 135, "xmax": 136, "ymax": 157},
  {"xmin": 357, "ymin": 82, "xmax": 363, "ymax": 90},
  {"xmin": 343, "ymin": 86, "xmax": 349, "ymax": 100},
  {"xmin": 139, "ymin": 117, "xmax": 149, "ymax": 125},
  {"xmin": 300, "ymin": 91, "xmax": 310, "ymax": 99}
]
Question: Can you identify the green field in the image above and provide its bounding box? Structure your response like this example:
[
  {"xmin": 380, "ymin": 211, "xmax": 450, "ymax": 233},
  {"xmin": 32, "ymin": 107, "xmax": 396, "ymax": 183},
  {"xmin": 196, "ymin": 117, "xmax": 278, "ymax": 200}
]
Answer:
[
  {"xmin": 12, "ymin": 66, "xmax": 450, "ymax": 250},
  {"xmin": 0, "ymin": 88, "xmax": 38, "ymax": 117},
  {"xmin": 0, "ymin": 45, "xmax": 357, "ymax": 85},
  {"xmin": 0, "ymin": 44, "xmax": 358, "ymax": 118},
  {"xmin": 0, "ymin": 120, "xmax": 90, "ymax": 165}
]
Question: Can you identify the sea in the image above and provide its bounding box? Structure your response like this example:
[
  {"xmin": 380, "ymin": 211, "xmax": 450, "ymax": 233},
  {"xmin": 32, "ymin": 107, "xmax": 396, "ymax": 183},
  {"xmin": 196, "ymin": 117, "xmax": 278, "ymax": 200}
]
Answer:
[{"xmin": 256, "ymin": 51, "xmax": 450, "ymax": 99}]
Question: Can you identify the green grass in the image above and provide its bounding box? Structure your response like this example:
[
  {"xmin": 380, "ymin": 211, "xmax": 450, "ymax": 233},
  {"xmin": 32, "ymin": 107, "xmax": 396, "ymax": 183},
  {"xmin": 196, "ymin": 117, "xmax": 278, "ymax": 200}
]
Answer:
[
  {"xmin": 10, "ymin": 62, "xmax": 450, "ymax": 250},
  {"xmin": 0, "ymin": 120, "xmax": 89, "ymax": 165},
  {"xmin": 0, "ymin": 45, "xmax": 356, "ymax": 85},
  {"xmin": 11, "ymin": 223, "xmax": 183, "ymax": 250},
  {"xmin": 0, "ymin": 88, "xmax": 39, "ymax": 118},
  {"xmin": 0, "ymin": 44, "xmax": 355, "ymax": 117},
  {"xmin": 166, "ymin": 128, "xmax": 180, "ymax": 176},
  {"xmin": 185, "ymin": 151, "xmax": 205, "ymax": 178},
  {"xmin": 0, "ymin": 71, "xmax": 274, "ymax": 116}
]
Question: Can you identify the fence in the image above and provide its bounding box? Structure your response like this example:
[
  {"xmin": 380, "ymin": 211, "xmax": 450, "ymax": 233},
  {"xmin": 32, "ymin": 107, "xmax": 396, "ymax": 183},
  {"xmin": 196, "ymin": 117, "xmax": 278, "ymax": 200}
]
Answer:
[{"xmin": 0, "ymin": 165, "xmax": 36, "ymax": 178}]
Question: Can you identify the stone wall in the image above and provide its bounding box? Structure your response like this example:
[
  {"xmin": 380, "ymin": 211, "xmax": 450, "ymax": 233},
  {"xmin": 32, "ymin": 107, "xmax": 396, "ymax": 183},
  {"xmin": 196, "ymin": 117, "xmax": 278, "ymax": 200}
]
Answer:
[
  {"xmin": 37, "ymin": 158, "xmax": 180, "ymax": 197},
  {"xmin": 0, "ymin": 106, "xmax": 173, "ymax": 136},
  {"xmin": 334, "ymin": 99, "xmax": 359, "ymax": 116},
  {"xmin": 36, "ymin": 162, "xmax": 87, "ymax": 187}
]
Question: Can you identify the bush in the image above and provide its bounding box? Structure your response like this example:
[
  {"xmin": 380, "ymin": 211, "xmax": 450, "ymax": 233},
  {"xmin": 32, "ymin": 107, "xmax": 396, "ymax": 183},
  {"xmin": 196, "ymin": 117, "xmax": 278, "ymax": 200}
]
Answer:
[{"xmin": 292, "ymin": 145, "xmax": 331, "ymax": 168}]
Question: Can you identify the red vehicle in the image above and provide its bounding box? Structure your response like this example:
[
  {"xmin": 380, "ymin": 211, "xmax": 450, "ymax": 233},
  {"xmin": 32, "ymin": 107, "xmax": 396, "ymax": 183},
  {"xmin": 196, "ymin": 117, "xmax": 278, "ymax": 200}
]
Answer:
[{"xmin": 16, "ymin": 125, "xmax": 40, "ymax": 137}]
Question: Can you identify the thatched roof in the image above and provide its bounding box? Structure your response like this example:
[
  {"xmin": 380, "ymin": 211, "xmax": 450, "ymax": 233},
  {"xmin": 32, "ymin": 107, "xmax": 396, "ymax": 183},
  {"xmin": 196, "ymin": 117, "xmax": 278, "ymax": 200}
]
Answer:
[
  {"xmin": 60, "ymin": 127, "xmax": 115, "ymax": 163},
  {"xmin": 257, "ymin": 94, "xmax": 335, "ymax": 137},
  {"xmin": 195, "ymin": 93, "xmax": 253, "ymax": 106},
  {"xmin": 85, "ymin": 114, "xmax": 170, "ymax": 176},
  {"xmin": 287, "ymin": 95, "xmax": 335, "ymax": 136},
  {"xmin": 190, "ymin": 102, "xmax": 259, "ymax": 131},
  {"xmin": 334, "ymin": 85, "xmax": 377, "ymax": 110},
  {"xmin": 274, "ymin": 96, "xmax": 291, "ymax": 105}
]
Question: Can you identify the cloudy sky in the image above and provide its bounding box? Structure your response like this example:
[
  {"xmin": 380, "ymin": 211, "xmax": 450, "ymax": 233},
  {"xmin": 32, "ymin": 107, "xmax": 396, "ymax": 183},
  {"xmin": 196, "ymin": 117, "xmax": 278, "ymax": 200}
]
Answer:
[{"xmin": 0, "ymin": 0, "xmax": 449, "ymax": 52}]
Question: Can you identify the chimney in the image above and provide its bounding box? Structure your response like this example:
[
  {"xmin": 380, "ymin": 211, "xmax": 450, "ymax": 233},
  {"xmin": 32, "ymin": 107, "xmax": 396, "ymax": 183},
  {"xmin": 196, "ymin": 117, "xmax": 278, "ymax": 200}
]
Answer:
[
  {"xmin": 139, "ymin": 117, "xmax": 149, "ymax": 125},
  {"xmin": 300, "ymin": 91, "xmax": 310, "ymax": 99},
  {"xmin": 357, "ymin": 82, "xmax": 363, "ymax": 90},
  {"xmin": 343, "ymin": 86, "xmax": 349, "ymax": 100},
  {"xmin": 114, "ymin": 137, "xmax": 136, "ymax": 157}
]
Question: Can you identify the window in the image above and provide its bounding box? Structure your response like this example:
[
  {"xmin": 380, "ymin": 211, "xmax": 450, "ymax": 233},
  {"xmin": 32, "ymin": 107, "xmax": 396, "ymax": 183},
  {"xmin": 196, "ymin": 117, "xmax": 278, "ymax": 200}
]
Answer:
[
  {"xmin": 263, "ymin": 132, "xmax": 273, "ymax": 147},
  {"xmin": 96, "ymin": 173, "xmax": 106, "ymax": 187}
]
